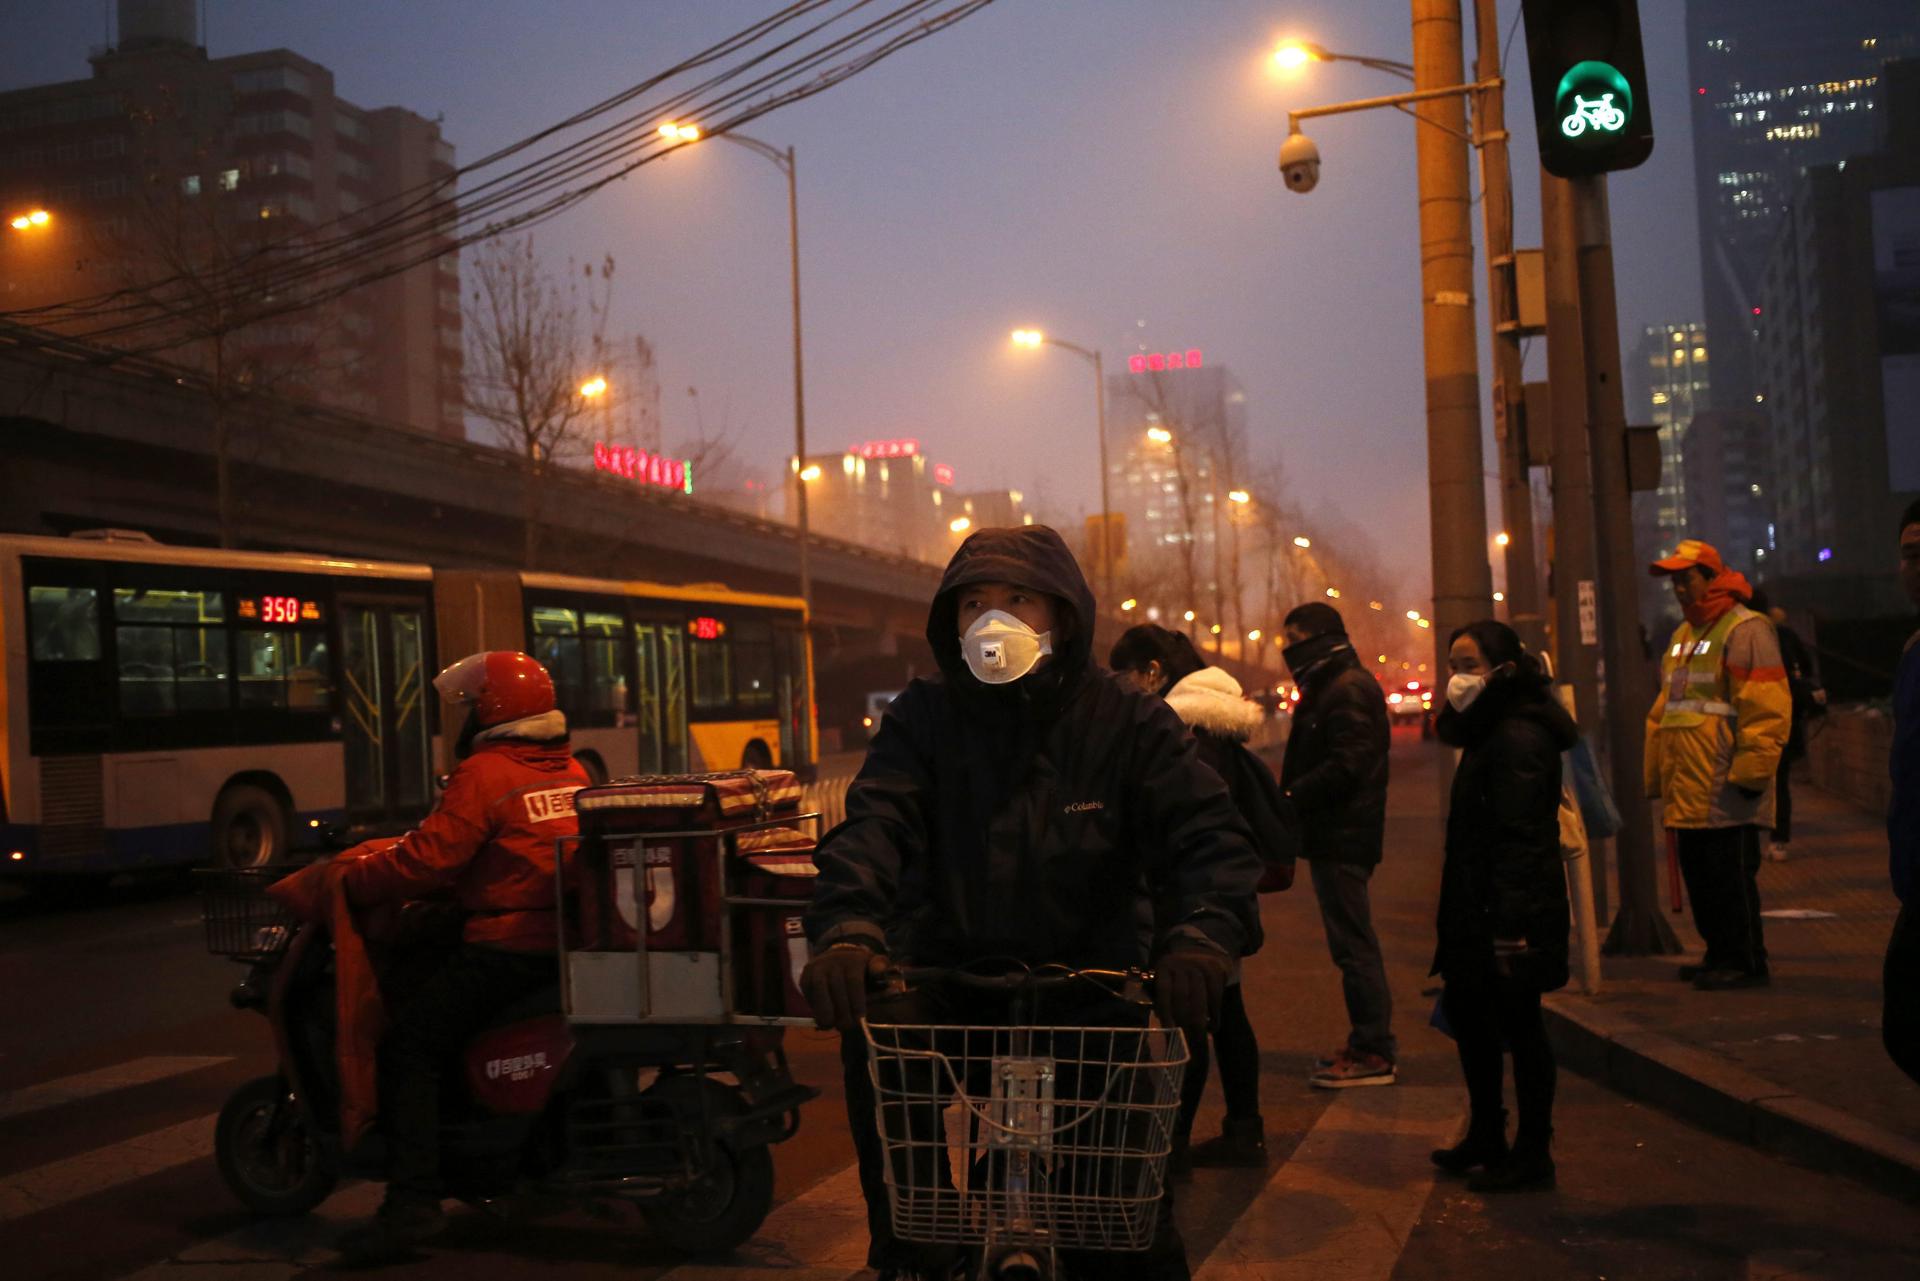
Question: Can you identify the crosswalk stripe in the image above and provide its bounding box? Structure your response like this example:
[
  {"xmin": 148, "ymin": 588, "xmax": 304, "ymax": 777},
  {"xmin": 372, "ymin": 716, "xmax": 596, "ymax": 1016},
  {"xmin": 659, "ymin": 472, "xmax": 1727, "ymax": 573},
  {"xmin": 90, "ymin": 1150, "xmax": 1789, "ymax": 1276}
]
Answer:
[
  {"xmin": 106, "ymin": 1183, "xmax": 382, "ymax": 1280},
  {"xmin": 1193, "ymin": 1085, "xmax": 1460, "ymax": 1280},
  {"xmin": 0, "ymin": 1056, "xmax": 231, "ymax": 1123},
  {"xmin": 0, "ymin": 1113, "xmax": 218, "ymax": 1223}
]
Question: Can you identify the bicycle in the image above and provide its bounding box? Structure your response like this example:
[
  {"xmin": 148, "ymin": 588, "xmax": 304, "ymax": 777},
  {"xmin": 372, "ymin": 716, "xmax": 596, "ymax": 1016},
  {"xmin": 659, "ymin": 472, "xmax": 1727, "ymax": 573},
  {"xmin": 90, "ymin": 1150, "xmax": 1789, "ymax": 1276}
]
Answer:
[
  {"xmin": 862, "ymin": 963, "xmax": 1188, "ymax": 1281},
  {"xmin": 1561, "ymin": 92, "xmax": 1626, "ymax": 138}
]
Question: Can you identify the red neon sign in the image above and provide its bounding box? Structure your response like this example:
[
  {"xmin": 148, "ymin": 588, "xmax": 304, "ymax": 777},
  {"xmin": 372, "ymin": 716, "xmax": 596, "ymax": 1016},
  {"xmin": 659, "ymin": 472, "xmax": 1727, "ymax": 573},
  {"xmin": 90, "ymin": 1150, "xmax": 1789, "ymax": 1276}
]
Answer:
[
  {"xmin": 1127, "ymin": 349, "xmax": 1203, "ymax": 374},
  {"xmin": 853, "ymin": 438, "xmax": 919, "ymax": 459},
  {"xmin": 933, "ymin": 463, "xmax": 955, "ymax": 486},
  {"xmin": 594, "ymin": 442, "xmax": 694, "ymax": 494}
]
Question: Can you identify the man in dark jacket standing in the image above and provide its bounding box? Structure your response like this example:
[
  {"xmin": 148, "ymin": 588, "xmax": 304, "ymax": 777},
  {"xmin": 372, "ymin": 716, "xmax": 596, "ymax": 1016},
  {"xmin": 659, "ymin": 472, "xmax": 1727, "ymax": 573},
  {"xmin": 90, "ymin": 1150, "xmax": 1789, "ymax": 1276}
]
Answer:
[
  {"xmin": 1280, "ymin": 602, "xmax": 1396, "ymax": 1087},
  {"xmin": 802, "ymin": 525, "xmax": 1264, "ymax": 1281}
]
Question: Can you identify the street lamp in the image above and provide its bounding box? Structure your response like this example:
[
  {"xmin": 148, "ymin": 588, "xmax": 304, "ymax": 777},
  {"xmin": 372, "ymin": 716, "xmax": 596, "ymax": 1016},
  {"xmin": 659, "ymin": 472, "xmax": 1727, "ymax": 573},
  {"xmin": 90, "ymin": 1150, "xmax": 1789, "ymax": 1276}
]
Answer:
[
  {"xmin": 578, "ymin": 376, "xmax": 608, "ymax": 399},
  {"xmin": 659, "ymin": 121, "xmax": 812, "ymax": 627},
  {"xmin": 1494, "ymin": 530, "xmax": 1511, "ymax": 547},
  {"xmin": 1325, "ymin": 587, "xmax": 1341, "ymax": 599},
  {"xmin": 1010, "ymin": 326, "xmax": 1113, "ymax": 607},
  {"xmin": 798, "ymin": 464, "xmax": 823, "ymax": 483},
  {"xmin": 1228, "ymin": 489, "xmax": 1250, "ymax": 505},
  {"xmin": 7, "ymin": 209, "xmax": 51, "ymax": 231},
  {"xmin": 949, "ymin": 516, "xmax": 972, "ymax": 534},
  {"xmin": 1146, "ymin": 425, "xmax": 1173, "ymax": 446},
  {"xmin": 1272, "ymin": 40, "xmax": 1415, "ymax": 81},
  {"xmin": 1293, "ymin": 535, "xmax": 1311, "ymax": 549},
  {"xmin": 1120, "ymin": 597, "xmax": 1138, "ymax": 612}
]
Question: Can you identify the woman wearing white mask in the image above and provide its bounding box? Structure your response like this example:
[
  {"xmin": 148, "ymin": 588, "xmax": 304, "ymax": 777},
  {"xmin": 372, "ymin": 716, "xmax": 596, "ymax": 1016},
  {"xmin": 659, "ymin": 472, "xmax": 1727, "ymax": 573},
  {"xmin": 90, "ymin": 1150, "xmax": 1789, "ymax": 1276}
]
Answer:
[
  {"xmin": 1431, "ymin": 619, "xmax": 1576, "ymax": 1194},
  {"xmin": 801, "ymin": 523, "xmax": 1264, "ymax": 1281}
]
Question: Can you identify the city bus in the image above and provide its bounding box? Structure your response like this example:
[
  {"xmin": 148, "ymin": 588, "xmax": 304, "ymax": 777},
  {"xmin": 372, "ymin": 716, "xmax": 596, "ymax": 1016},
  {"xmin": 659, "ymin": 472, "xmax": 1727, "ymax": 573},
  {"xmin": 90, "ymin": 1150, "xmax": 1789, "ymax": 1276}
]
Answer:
[{"xmin": 0, "ymin": 533, "xmax": 813, "ymax": 883}]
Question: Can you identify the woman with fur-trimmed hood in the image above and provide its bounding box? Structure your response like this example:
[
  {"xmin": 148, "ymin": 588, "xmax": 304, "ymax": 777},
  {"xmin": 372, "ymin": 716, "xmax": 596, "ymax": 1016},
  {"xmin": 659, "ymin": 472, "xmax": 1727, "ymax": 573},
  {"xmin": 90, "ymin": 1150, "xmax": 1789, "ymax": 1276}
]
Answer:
[{"xmin": 1111, "ymin": 624, "xmax": 1296, "ymax": 1174}]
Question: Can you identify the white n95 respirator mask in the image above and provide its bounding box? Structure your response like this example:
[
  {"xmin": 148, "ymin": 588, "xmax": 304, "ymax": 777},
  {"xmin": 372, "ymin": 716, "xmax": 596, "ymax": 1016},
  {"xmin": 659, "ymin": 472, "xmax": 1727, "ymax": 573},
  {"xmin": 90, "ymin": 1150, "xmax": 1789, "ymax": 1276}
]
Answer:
[{"xmin": 961, "ymin": 609, "xmax": 1053, "ymax": 685}]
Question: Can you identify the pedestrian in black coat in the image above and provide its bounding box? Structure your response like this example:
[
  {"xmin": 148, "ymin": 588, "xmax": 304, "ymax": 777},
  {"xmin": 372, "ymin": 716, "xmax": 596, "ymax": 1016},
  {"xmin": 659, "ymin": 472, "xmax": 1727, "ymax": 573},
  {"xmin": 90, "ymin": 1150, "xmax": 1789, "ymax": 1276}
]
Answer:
[
  {"xmin": 1111, "ymin": 624, "xmax": 1297, "ymax": 1175},
  {"xmin": 801, "ymin": 525, "xmax": 1265, "ymax": 1280},
  {"xmin": 1430, "ymin": 619, "xmax": 1576, "ymax": 1194},
  {"xmin": 1279, "ymin": 602, "xmax": 1396, "ymax": 1087}
]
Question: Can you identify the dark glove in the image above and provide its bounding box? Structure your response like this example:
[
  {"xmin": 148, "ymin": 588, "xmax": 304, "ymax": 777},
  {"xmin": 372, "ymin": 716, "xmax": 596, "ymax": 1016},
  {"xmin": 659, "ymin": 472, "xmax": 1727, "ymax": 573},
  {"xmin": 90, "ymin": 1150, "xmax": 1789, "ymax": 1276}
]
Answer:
[
  {"xmin": 1155, "ymin": 947, "xmax": 1233, "ymax": 1034},
  {"xmin": 799, "ymin": 941, "xmax": 890, "ymax": 1033}
]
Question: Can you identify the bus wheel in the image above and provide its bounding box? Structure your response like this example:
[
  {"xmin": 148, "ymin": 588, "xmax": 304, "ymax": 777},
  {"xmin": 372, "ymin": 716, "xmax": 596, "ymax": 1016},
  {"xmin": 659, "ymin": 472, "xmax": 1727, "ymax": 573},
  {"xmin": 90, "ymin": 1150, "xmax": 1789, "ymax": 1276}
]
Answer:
[
  {"xmin": 741, "ymin": 741, "xmax": 773, "ymax": 771},
  {"xmin": 212, "ymin": 785, "xmax": 288, "ymax": 869}
]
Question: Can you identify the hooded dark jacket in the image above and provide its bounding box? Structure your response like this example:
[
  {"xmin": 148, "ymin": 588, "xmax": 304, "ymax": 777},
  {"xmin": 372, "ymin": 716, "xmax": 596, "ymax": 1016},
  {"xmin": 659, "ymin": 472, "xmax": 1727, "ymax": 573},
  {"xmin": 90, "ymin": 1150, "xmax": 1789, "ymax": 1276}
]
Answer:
[
  {"xmin": 805, "ymin": 525, "xmax": 1264, "ymax": 967},
  {"xmin": 1278, "ymin": 640, "xmax": 1390, "ymax": 865},
  {"xmin": 1431, "ymin": 676, "xmax": 1578, "ymax": 989}
]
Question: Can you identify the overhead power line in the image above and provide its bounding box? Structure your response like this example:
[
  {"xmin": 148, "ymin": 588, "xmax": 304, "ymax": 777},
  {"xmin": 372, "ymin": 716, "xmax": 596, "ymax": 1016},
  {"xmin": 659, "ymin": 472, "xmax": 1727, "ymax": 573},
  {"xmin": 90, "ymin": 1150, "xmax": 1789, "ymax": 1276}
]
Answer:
[{"xmin": 2, "ymin": 0, "xmax": 997, "ymax": 358}]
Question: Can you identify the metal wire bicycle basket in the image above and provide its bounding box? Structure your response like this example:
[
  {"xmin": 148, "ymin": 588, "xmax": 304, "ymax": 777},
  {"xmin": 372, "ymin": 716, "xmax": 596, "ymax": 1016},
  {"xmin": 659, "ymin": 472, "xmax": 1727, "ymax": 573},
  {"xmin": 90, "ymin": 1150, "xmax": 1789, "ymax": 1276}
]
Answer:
[
  {"xmin": 863, "ymin": 1021, "xmax": 1188, "ymax": 1252},
  {"xmin": 196, "ymin": 866, "xmax": 298, "ymax": 960}
]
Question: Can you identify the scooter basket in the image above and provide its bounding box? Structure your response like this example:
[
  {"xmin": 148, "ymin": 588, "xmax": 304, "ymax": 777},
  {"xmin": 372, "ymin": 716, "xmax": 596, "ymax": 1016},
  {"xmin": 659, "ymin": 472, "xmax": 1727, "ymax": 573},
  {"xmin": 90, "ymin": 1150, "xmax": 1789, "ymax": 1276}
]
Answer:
[
  {"xmin": 196, "ymin": 866, "xmax": 297, "ymax": 959},
  {"xmin": 862, "ymin": 1021, "xmax": 1187, "ymax": 1252}
]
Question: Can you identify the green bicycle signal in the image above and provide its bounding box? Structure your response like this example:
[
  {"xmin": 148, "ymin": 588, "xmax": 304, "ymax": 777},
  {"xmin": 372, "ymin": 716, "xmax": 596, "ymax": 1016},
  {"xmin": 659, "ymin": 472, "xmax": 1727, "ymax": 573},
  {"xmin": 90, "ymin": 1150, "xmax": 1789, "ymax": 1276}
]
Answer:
[{"xmin": 1556, "ymin": 60, "xmax": 1633, "ymax": 141}]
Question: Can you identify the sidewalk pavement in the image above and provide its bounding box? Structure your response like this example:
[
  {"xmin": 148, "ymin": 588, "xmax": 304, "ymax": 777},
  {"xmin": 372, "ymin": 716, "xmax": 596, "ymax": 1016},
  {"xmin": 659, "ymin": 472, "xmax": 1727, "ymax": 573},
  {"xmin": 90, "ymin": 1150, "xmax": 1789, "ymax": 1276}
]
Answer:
[{"xmin": 1543, "ymin": 774, "xmax": 1920, "ymax": 1199}]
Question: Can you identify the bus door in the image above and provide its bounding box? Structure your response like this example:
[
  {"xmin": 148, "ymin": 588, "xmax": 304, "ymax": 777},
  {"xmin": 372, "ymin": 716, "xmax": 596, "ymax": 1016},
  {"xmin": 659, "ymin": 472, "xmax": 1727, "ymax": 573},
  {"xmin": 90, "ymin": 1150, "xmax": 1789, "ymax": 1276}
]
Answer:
[
  {"xmin": 776, "ymin": 623, "xmax": 814, "ymax": 771},
  {"xmin": 340, "ymin": 599, "xmax": 435, "ymax": 826},
  {"xmin": 631, "ymin": 616, "xmax": 688, "ymax": 774}
]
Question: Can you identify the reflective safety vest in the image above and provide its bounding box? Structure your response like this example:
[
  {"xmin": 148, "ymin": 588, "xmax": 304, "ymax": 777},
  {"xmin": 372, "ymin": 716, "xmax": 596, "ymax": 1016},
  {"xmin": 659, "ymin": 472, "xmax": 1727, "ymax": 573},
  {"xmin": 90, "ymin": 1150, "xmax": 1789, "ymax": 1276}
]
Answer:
[{"xmin": 1659, "ymin": 606, "xmax": 1753, "ymax": 729}]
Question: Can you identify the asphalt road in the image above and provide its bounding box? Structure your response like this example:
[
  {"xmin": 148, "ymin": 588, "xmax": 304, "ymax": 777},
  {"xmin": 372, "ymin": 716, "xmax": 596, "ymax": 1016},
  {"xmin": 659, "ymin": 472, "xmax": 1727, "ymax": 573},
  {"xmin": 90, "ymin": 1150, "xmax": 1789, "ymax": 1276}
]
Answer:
[{"xmin": 3, "ymin": 727, "xmax": 1916, "ymax": 1280}]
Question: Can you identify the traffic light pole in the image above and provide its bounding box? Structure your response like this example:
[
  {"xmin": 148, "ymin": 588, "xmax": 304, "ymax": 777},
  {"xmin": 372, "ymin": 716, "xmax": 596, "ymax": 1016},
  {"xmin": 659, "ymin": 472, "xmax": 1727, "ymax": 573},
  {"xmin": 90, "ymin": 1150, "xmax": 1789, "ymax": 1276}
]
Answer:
[
  {"xmin": 1541, "ymin": 170, "xmax": 1608, "ymax": 925},
  {"xmin": 1412, "ymin": 0, "xmax": 1496, "ymax": 797},
  {"xmin": 1470, "ymin": 0, "xmax": 1544, "ymax": 654},
  {"xmin": 1572, "ymin": 175, "xmax": 1679, "ymax": 956}
]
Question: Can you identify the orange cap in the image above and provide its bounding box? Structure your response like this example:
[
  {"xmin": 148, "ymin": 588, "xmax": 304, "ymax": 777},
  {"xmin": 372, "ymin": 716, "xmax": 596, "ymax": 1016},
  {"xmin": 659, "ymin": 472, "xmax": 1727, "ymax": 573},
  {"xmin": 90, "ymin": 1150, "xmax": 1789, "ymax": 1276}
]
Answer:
[{"xmin": 1648, "ymin": 538, "xmax": 1725, "ymax": 578}]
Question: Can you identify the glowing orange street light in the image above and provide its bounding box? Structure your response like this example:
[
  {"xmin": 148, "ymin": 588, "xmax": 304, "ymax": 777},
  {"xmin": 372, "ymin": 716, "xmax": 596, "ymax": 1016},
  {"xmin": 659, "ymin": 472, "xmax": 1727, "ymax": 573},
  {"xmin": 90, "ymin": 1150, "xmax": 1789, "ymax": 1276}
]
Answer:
[
  {"xmin": 578, "ymin": 375, "xmax": 608, "ymax": 399},
  {"xmin": 1183, "ymin": 609, "xmax": 1197, "ymax": 623},
  {"xmin": 1494, "ymin": 530, "xmax": 1512, "ymax": 547},
  {"xmin": 799, "ymin": 464, "xmax": 823, "ymax": 483},
  {"xmin": 1120, "ymin": 598, "xmax": 1138, "ymax": 612},
  {"xmin": 1010, "ymin": 327, "xmax": 1045, "ymax": 348},
  {"xmin": 949, "ymin": 516, "xmax": 972, "ymax": 534},
  {"xmin": 657, "ymin": 121, "xmax": 702, "ymax": 142},
  {"xmin": 8, "ymin": 208, "xmax": 52, "ymax": 231},
  {"xmin": 1147, "ymin": 426, "xmax": 1174, "ymax": 445},
  {"xmin": 1293, "ymin": 535, "xmax": 1311, "ymax": 548}
]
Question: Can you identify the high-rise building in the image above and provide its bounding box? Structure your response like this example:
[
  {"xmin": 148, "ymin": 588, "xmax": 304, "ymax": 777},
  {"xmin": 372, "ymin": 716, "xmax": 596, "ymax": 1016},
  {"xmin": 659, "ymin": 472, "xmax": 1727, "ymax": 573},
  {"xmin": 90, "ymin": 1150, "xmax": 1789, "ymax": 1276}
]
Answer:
[
  {"xmin": 1685, "ymin": 1, "xmax": 1920, "ymax": 416},
  {"xmin": 1103, "ymin": 363, "xmax": 1247, "ymax": 569},
  {"xmin": 1628, "ymin": 322, "xmax": 1711, "ymax": 630},
  {"xmin": 784, "ymin": 439, "xmax": 951, "ymax": 564},
  {"xmin": 1680, "ymin": 408, "xmax": 1775, "ymax": 584},
  {"xmin": 0, "ymin": 0, "xmax": 462, "ymax": 436},
  {"xmin": 1752, "ymin": 58, "xmax": 1920, "ymax": 615}
]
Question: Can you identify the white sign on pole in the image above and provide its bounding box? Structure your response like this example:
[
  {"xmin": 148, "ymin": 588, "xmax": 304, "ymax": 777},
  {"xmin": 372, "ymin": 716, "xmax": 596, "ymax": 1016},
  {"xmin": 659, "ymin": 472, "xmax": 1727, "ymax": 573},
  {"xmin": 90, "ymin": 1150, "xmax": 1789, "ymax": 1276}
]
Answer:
[{"xmin": 1577, "ymin": 580, "xmax": 1599, "ymax": 645}]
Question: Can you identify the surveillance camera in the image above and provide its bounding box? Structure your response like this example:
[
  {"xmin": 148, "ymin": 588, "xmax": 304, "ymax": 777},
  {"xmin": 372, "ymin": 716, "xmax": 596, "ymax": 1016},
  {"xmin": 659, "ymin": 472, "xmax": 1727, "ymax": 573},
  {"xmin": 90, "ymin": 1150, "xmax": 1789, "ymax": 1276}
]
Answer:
[{"xmin": 1278, "ymin": 132, "xmax": 1321, "ymax": 193}]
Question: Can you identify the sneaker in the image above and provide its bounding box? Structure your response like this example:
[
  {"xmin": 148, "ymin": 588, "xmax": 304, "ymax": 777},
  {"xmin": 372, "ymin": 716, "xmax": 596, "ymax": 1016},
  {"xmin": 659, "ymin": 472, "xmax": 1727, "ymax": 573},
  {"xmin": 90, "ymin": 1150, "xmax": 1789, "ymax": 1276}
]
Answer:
[
  {"xmin": 1310, "ymin": 1052, "xmax": 1396, "ymax": 1089},
  {"xmin": 1311, "ymin": 1046, "xmax": 1348, "ymax": 1071},
  {"xmin": 1767, "ymin": 842, "xmax": 1790, "ymax": 862},
  {"xmin": 1692, "ymin": 967, "xmax": 1771, "ymax": 991},
  {"xmin": 336, "ymin": 1196, "xmax": 446, "ymax": 1265}
]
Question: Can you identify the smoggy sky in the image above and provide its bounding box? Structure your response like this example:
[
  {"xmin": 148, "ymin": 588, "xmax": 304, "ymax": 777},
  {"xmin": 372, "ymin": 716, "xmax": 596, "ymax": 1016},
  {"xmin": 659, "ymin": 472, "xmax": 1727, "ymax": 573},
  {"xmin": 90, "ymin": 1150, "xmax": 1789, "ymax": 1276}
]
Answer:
[{"xmin": 2, "ymin": 1, "xmax": 1703, "ymax": 601}]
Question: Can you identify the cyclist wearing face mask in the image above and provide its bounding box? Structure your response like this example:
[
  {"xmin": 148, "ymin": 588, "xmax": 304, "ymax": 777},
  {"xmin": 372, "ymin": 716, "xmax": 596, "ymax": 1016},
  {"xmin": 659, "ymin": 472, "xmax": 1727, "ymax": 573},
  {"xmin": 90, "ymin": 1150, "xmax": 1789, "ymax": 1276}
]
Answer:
[{"xmin": 802, "ymin": 524, "xmax": 1264, "ymax": 1281}]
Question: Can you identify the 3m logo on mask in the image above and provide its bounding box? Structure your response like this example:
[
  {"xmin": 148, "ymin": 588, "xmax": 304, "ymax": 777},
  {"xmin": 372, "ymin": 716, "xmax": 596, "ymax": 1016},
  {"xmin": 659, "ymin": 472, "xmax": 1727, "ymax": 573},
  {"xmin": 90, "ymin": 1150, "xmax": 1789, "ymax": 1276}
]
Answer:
[
  {"xmin": 961, "ymin": 610, "xmax": 1053, "ymax": 685},
  {"xmin": 523, "ymin": 787, "xmax": 578, "ymax": 823},
  {"xmin": 484, "ymin": 1051, "xmax": 550, "ymax": 1082}
]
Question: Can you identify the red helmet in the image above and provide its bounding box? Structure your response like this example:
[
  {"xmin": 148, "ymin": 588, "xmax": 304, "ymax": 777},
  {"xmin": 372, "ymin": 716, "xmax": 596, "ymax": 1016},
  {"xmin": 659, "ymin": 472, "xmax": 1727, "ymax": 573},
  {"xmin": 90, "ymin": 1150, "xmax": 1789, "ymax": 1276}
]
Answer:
[{"xmin": 433, "ymin": 651, "xmax": 556, "ymax": 727}]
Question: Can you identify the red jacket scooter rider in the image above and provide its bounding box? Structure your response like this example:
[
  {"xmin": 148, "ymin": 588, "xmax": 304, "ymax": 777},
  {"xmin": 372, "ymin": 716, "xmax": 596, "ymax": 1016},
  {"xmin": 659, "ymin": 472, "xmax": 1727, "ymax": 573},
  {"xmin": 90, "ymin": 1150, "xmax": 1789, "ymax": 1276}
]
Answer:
[{"xmin": 336, "ymin": 650, "xmax": 590, "ymax": 1264}]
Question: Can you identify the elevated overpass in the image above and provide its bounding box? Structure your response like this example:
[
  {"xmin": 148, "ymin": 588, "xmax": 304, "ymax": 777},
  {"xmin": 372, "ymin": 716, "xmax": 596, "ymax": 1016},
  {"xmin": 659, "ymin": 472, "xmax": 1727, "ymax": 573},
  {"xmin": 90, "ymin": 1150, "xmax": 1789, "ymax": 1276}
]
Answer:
[{"xmin": 0, "ymin": 322, "xmax": 1284, "ymax": 735}]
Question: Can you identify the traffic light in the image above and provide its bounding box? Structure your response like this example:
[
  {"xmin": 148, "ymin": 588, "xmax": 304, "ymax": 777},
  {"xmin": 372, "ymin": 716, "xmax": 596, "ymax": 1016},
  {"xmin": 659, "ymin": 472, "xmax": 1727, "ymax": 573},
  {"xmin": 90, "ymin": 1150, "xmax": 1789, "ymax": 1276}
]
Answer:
[{"xmin": 1520, "ymin": 0, "xmax": 1654, "ymax": 178}]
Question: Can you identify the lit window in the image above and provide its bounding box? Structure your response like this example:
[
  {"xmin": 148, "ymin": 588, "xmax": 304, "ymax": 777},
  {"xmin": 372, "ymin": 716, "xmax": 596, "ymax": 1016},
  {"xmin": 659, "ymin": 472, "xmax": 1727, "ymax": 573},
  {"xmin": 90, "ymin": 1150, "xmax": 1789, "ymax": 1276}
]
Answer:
[
  {"xmin": 180, "ymin": 174, "xmax": 201, "ymax": 197},
  {"xmin": 219, "ymin": 168, "xmax": 239, "ymax": 191},
  {"xmin": 1693, "ymin": 347, "xmax": 1707, "ymax": 361}
]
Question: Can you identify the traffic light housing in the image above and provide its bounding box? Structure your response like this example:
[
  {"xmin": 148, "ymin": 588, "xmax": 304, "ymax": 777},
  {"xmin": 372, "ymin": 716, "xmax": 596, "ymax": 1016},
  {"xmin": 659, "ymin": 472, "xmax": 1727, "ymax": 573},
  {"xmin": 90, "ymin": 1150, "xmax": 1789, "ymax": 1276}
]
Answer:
[{"xmin": 1520, "ymin": 0, "xmax": 1654, "ymax": 178}]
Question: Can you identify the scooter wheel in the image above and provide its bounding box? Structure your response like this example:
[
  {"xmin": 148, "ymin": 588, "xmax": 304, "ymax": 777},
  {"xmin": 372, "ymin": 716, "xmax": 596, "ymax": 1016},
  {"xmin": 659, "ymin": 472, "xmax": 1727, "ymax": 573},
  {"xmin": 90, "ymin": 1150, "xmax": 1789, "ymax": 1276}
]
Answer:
[
  {"xmin": 639, "ymin": 1141, "xmax": 774, "ymax": 1255},
  {"xmin": 215, "ymin": 1075, "xmax": 338, "ymax": 1216}
]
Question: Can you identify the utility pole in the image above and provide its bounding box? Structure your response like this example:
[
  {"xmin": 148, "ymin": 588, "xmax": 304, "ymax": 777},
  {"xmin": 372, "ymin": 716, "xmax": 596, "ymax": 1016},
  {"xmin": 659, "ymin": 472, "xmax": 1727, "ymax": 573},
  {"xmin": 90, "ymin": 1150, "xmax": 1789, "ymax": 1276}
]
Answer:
[
  {"xmin": 1573, "ymin": 176, "xmax": 1678, "ymax": 956},
  {"xmin": 1470, "ymin": 0, "xmax": 1543, "ymax": 652},
  {"xmin": 1412, "ymin": 0, "xmax": 1495, "ymax": 745},
  {"xmin": 1541, "ymin": 170, "xmax": 1608, "ymax": 924}
]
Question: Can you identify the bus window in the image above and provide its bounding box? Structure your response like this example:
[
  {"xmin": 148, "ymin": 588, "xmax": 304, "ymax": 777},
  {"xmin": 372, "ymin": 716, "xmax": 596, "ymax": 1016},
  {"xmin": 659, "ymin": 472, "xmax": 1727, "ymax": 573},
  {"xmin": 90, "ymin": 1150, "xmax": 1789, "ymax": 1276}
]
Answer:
[
  {"xmin": 584, "ymin": 611, "xmax": 628, "ymax": 718},
  {"xmin": 733, "ymin": 621, "xmax": 776, "ymax": 711},
  {"xmin": 529, "ymin": 604, "xmax": 585, "ymax": 720},
  {"xmin": 28, "ymin": 586, "xmax": 101, "ymax": 661},
  {"xmin": 113, "ymin": 586, "xmax": 227, "ymax": 717},
  {"xmin": 690, "ymin": 632, "xmax": 731, "ymax": 711},
  {"xmin": 237, "ymin": 629, "xmax": 331, "ymax": 710}
]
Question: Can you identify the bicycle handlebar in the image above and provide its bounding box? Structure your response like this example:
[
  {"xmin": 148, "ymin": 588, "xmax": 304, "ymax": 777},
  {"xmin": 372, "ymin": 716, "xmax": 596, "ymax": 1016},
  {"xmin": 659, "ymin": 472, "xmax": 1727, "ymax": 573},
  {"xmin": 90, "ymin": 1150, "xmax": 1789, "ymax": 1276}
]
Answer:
[{"xmin": 890, "ymin": 962, "xmax": 1154, "ymax": 997}]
